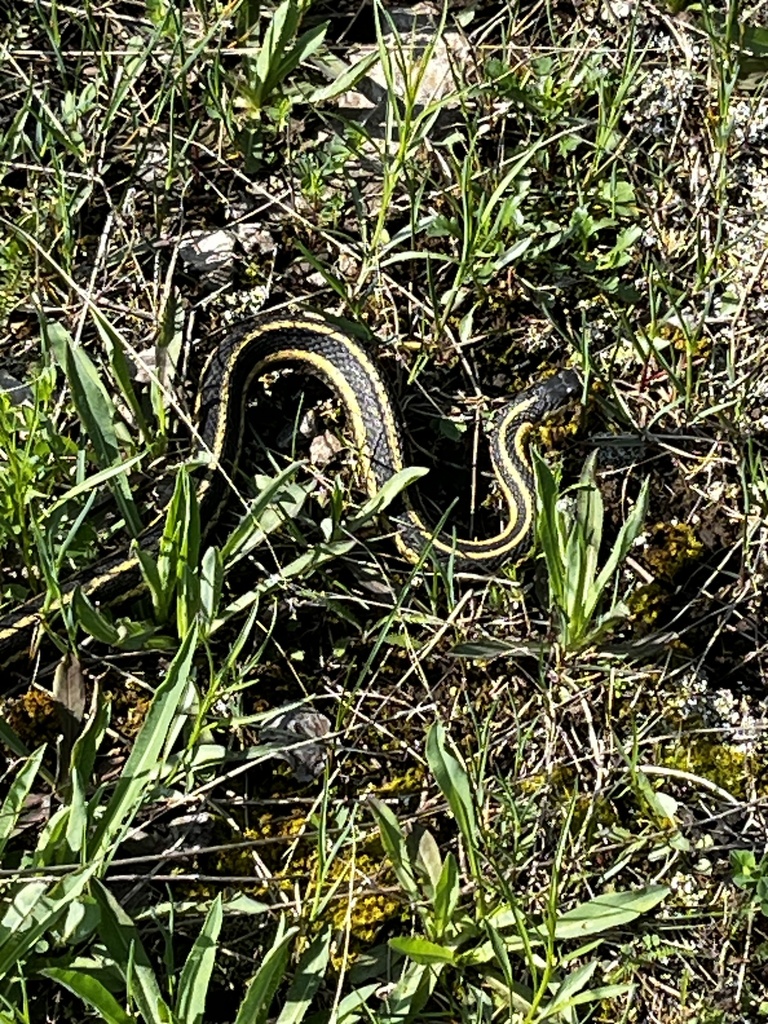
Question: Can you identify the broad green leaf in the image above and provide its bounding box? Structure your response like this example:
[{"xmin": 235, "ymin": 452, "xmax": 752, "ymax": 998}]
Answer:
[
  {"xmin": 200, "ymin": 546, "xmax": 223, "ymax": 630},
  {"xmin": 150, "ymin": 291, "xmax": 183, "ymax": 437},
  {"xmin": 591, "ymin": 602, "xmax": 630, "ymax": 636},
  {"xmin": 276, "ymin": 22, "xmax": 328, "ymax": 85},
  {"xmin": 43, "ymin": 453, "xmax": 144, "ymax": 517},
  {"xmin": 64, "ymin": 760, "xmax": 88, "ymax": 856},
  {"xmin": 534, "ymin": 449, "xmax": 566, "ymax": 604},
  {"xmin": 158, "ymin": 743, "xmax": 228, "ymax": 780},
  {"xmin": 332, "ymin": 982, "xmax": 379, "ymax": 1023},
  {"xmin": 388, "ymin": 936, "xmax": 456, "ymax": 965},
  {"xmin": 0, "ymin": 720, "xmax": 32, "ymax": 760},
  {"xmin": 481, "ymin": 970, "xmax": 537, "ymax": 1015},
  {"xmin": 221, "ymin": 462, "xmax": 304, "ymax": 564},
  {"xmin": 32, "ymin": 802, "xmax": 72, "ymax": 868},
  {"xmin": 544, "ymin": 959, "xmax": 597, "ymax": 1012},
  {"xmin": 156, "ymin": 466, "xmax": 200, "ymax": 638},
  {"xmin": 0, "ymin": 880, "xmax": 49, "ymax": 936},
  {"xmin": 536, "ymin": 446, "xmax": 649, "ymax": 649},
  {"xmin": 415, "ymin": 830, "xmax": 443, "ymax": 895},
  {"xmin": 576, "ymin": 452, "xmax": 602, "ymax": 589},
  {"xmin": 487, "ymin": 885, "xmax": 669, "ymax": 938},
  {"xmin": 72, "ymin": 587, "xmax": 121, "ymax": 645},
  {"xmin": 563, "ymin": 522, "xmax": 586, "ymax": 634},
  {"xmin": 215, "ymin": 540, "xmax": 356, "ymax": 629},
  {"xmin": 540, "ymin": 983, "xmax": 634, "ymax": 1019},
  {"xmin": 482, "ymin": 920, "xmax": 528, "ymax": 1009},
  {"xmin": 308, "ymin": 50, "xmax": 380, "ymax": 103},
  {"xmin": 224, "ymin": 478, "xmax": 308, "ymax": 564},
  {"xmin": 46, "ymin": 324, "xmax": 118, "ymax": 463},
  {"xmin": 134, "ymin": 542, "xmax": 164, "ymax": 616},
  {"xmin": 375, "ymin": 960, "xmax": 441, "ymax": 1024},
  {"xmin": 630, "ymin": 768, "xmax": 679, "ymax": 827},
  {"xmin": 469, "ymin": 885, "xmax": 670, "ymax": 966},
  {"xmin": 58, "ymin": 895, "xmax": 101, "ymax": 945},
  {"xmin": 68, "ymin": 684, "xmax": 109, "ymax": 794},
  {"xmin": 93, "ymin": 314, "xmax": 150, "ymax": 444},
  {"xmin": 255, "ymin": 0, "xmax": 296, "ymax": 97},
  {"xmin": 41, "ymin": 967, "xmax": 134, "ymax": 1024},
  {"xmin": 550, "ymin": 885, "xmax": 669, "ymax": 939}
]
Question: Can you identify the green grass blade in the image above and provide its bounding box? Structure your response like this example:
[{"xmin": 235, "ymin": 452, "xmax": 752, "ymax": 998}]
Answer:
[
  {"xmin": 425, "ymin": 723, "xmax": 479, "ymax": 875},
  {"xmin": 590, "ymin": 477, "xmax": 650, "ymax": 609},
  {"xmin": 220, "ymin": 462, "xmax": 304, "ymax": 565},
  {"xmin": 175, "ymin": 894, "xmax": 223, "ymax": 1024},
  {"xmin": 90, "ymin": 879, "xmax": 171, "ymax": 1024},
  {"xmin": 0, "ymin": 868, "xmax": 95, "ymax": 980},
  {"xmin": 46, "ymin": 322, "xmax": 142, "ymax": 537},
  {"xmin": 576, "ymin": 451, "xmax": 603, "ymax": 592},
  {"xmin": 273, "ymin": 925, "xmax": 331, "ymax": 1024},
  {"xmin": 88, "ymin": 624, "xmax": 198, "ymax": 862},
  {"xmin": 369, "ymin": 797, "xmax": 420, "ymax": 901},
  {"xmin": 234, "ymin": 918, "xmax": 298, "ymax": 1024},
  {"xmin": 533, "ymin": 449, "xmax": 566, "ymax": 606},
  {"xmin": 0, "ymin": 746, "xmax": 45, "ymax": 855}
]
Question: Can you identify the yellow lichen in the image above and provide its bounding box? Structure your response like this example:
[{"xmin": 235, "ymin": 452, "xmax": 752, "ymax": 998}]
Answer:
[
  {"xmin": 661, "ymin": 739, "xmax": 753, "ymax": 800},
  {"xmin": 627, "ymin": 582, "xmax": 668, "ymax": 630},
  {"xmin": 643, "ymin": 522, "xmax": 703, "ymax": 581},
  {"xmin": 4, "ymin": 688, "xmax": 59, "ymax": 747},
  {"xmin": 375, "ymin": 766, "xmax": 427, "ymax": 796},
  {"xmin": 323, "ymin": 850, "xmax": 402, "ymax": 969}
]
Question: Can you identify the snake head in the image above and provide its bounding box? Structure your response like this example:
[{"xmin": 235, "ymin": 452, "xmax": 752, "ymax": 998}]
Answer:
[{"xmin": 501, "ymin": 368, "xmax": 582, "ymax": 424}]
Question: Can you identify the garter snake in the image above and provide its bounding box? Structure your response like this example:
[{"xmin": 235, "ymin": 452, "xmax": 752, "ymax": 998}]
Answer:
[{"xmin": 0, "ymin": 313, "xmax": 580, "ymax": 664}]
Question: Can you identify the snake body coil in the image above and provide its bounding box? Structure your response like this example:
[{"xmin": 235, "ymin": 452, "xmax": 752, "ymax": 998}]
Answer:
[{"xmin": 0, "ymin": 314, "xmax": 579, "ymax": 663}]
